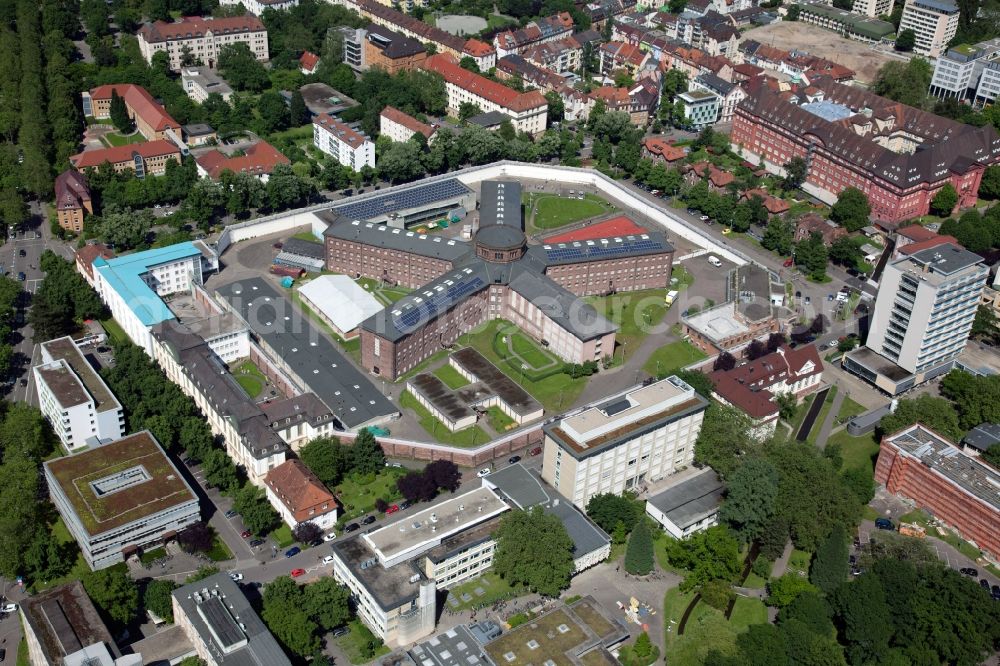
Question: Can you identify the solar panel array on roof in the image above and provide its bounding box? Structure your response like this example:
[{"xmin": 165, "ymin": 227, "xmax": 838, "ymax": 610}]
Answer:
[
  {"xmin": 198, "ymin": 596, "xmax": 246, "ymax": 651},
  {"xmin": 542, "ymin": 235, "xmax": 665, "ymax": 263},
  {"xmin": 392, "ymin": 272, "xmax": 486, "ymax": 332},
  {"xmin": 331, "ymin": 179, "xmax": 471, "ymax": 221}
]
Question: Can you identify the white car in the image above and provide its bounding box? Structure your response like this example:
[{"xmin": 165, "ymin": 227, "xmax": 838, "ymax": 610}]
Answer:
[
  {"xmin": 1, "ymin": 603, "xmax": 16, "ymax": 613},
  {"xmin": 707, "ymin": 255, "xmax": 722, "ymax": 267},
  {"xmin": 477, "ymin": 468, "xmax": 492, "ymax": 478},
  {"xmin": 229, "ymin": 573, "xmax": 244, "ymax": 582},
  {"xmin": 323, "ymin": 531, "xmax": 337, "ymax": 541},
  {"xmin": 699, "ymin": 215, "xmax": 710, "ymax": 221},
  {"xmin": 323, "ymin": 555, "xmax": 335, "ymax": 565}
]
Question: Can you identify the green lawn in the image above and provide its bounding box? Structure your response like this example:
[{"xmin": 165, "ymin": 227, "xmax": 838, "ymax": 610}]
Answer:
[
  {"xmin": 827, "ymin": 429, "xmax": 880, "ymax": 474},
  {"xmin": 457, "ymin": 320, "xmax": 588, "ymax": 411},
  {"xmin": 509, "ymin": 332, "xmax": 558, "ymax": 369},
  {"xmin": 729, "ymin": 596, "xmax": 768, "ymax": 627},
  {"xmin": 742, "ymin": 571, "xmax": 767, "ymax": 589},
  {"xmin": 672, "ymin": 265, "xmax": 694, "ymax": 291},
  {"xmin": 100, "ymin": 318, "xmax": 128, "ymax": 345},
  {"xmin": 269, "ymin": 523, "xmax": 295, "ymax": 548},
  {"xmin": 335, "ymin": 620, "xmax": 391, "ymax": 665},
  {"xmin": 486, "ymin": 406, "xmax": 515, "ymax": 433},
  {"xmin": 103, "ymin": 131, "xmax": 144, "ymax": 147},
  {"xmin": 787, "ymin": 392, "xmax": 816, "ymax": 434},
  {"xmin": 432, "ymin": 364, "xmax": 470, "ymax": 389},
  {"xmin": 400, "ymin": 390, "xmax": 491, "ymax": 446},
  {"xmin": 487, "ymin": 13, "xmax": 517, "ymax": 29},
  {"xmin": 805, "ymin": 386, "xmax": 838, "ymax": 444},
  {"xmin": 356, "ymin": 276, "xmax": 411, "ymax": 305},
  {"xmin": 232, "ymin": 360, "xmax": 267, "ymax": 399},
  {"xmin": 335, "ymin": 469, "xmax": 406, "ymax": 522},
  {"xmin": 586, "ymin": 288, "xmax": 670, "ymax": 357},
  {"xmin": 836, "ymin": 396, "xmax": 867, "ymax": 422},
  {"xmin": 292, "ymin": 231, "xmax": 319, "ymax": 242},
  {"xmin": 787, "ymin": 550, "xmax": 812, "ymax": 578},
  {"xmin": 16, "ymin": 637, "xmax": 28, "ymax": 666},
  {"xmin": 664, "ymin": 592, "xmax": 740, "ymax": 665},
  {"xmin": 140, "ymin": 547, "xmax": 166, "ymax": 565},
  {"xmin": 526, "ymin": 192, "xmax": 615, "ymax": 229},
  {"xmin": 206, "ymin": 533, "xmax": 234, "ymax": 561},
  {"xmin": 446, "ymin": 571, "xmax": 527, "ymax": 610},
  {"xmin": 642, "ymin": 340, "xmax": 707, "ymax": 378}
]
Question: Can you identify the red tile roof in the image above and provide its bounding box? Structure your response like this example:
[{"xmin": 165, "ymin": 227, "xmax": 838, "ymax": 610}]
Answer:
[
  {"xmin": 54, "ymin": 170, "xmax": 91, "ymax": 212},
  {"xmin": 138, "ymin": 14, "xmax": 266, "ymax": 43},
  {"xmin": 643, "ymin": 136, "xmax": 686, "ymax": 162},
  {"xmin": 88, "ymin": 84, "xmax": 179, "ymax": 133},
  {"xmin": 75, "ymin": 243, "xmax": 115, "ymax": 279},
  {"xmin": 464, "ymin": 39, "xmax": 494, "ymax": 57},
  {"xmin": 195, "ymin": 140, "xmax": 290, "ymax": 180},
  {"xmin": 264, "ymin": 459, "xmax": 339, "ymax": 524},
  {"xmin": 380, "ymin": 106, "xmax": 435, "ymax": 139},
  {"xmin": 897, "ymin": 224, "xmax": 938, "ymax": 242},
  {"xmin": 313, "ymin": 114, "xmax": 370, "ymax": 148},
  {"xmin": 423, "ymin": 53, "xmax": 547, "ymax": 113},
  {"xmin": 300, "ymin": 51, "xmax": 320, "ymax": 73},
  {"xmin": 710, "ymin": 345, "xmax": 824, "ymax": 418},
  {"xmin": 689, "ymin": 161, "xmax": 735, "ymax": 188},
  {"xmin": 69, "ymin": 140, "xmax": 181, "ymax": 169},
  {"xmin": 898, "ymin": 235, "xmax": 960, "ymax": 255},
  {"xmin": 742, "ymin": 188, "xmax": 790, "ymax": 215},
  {"xmin": 545, "ymin": 215, "xmax": 647, "ymax": 243}
]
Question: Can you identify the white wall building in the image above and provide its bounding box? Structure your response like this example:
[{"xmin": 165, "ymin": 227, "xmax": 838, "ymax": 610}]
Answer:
[
  {"xmin": 34, "ymin": 337, "xmax": 124, "ymax": 452},
  {"xmin": 313, "ymin": 113, "xmax": 375, "ymax": 171},
  {"xmin": 898, "ymin": 0, "xmax": 960, "ymax": 57},
  {"xmin": 852, "ymin": 0, "xmax": 894, "ymax": 18},
  {"xmin": 180, "ymin": 67, "xmax": 233, "ymax": 102},
  {"xmin": 218, "ymin": 0, "xmax": 298, "ymax": 16},
  {"xmin": 541, "ymin": 375, "xmax": 710, "ymax": 509},
  {"xmin": 645, "ymin": 469, "xmax": 725, "ymax": 539},
  {"xmin": 137, "ymin": 15, "xmax": 269, "ymax": 71}
]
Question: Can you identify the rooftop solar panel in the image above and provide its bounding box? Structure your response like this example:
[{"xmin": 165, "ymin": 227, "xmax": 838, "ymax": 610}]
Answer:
[
  {"xmin": 331, "ymin": 179, "xmax": 471, "ymax": 221},
  {"xmin": 198, "ymin": 596, "xmax": 246, "ymax": 650}
]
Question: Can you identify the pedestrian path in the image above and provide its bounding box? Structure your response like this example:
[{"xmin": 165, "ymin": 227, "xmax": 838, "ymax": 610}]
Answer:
[{"xmin": 814, "ymin": 386, "xmax": 846, "ymax": 449}]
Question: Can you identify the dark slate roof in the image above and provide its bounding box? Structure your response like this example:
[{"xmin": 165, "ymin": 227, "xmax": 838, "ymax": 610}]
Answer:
[
  {"xmin": 215, "ymin": 278, "xmax": 398, "ymax": 429},
  {"xmin": 963, "ymin": 423, "xmax": 1000, "ymax": 452},
  {"xmin": 365, "ymin": 23, "xmax": 426, "ymax": 59},
  {"xmin": 467, "ymin": 110, "xmax": 508, "ymax": 128},
  {"xmin": 646, "ymin": 469, "xmax": 725, "ymax": 529},
  {"xmin": 739, "ymin": 77, "xmax": 1000, "ymax": 188},
  {"xmin": 484, "ymin": 464, "xmax": 610, "ymax": 562},
  {"xmin": 281, "ymin": 237, "xmax": 325, "ymax": 260},
  {"xmin": 507, "ymin": 268, "xmax": 617, "ymax": 341},
  {"xmin": 323, "ymin": 216, "xmax": 472, "ymax": 262},
  {"xmin": 694, "ymin": 72, "xmax": 735, "ymax": 96}
]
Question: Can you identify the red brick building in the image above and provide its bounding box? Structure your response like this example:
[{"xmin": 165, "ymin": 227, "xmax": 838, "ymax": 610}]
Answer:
[
  {"xmin": 875, "ymin": 424, "xmax": 999, "ymax": 560},
  {"xmin": 731, "ymin": 77, "xmax": 1000, "ymax": 223}
]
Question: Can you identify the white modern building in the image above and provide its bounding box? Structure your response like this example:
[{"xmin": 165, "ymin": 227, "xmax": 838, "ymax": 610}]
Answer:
[
  {"xmin": 312, "ymin": 113, "xmax": 375, "ymax": 171},
  {"xmin": 218, "ymin": 0, "xmax": 298, "ymax": 16},
  {"xmin": 137, "ymin": 15, "xmax": 269, "ymax": 71},
  {"xmin": 92, "ymin": 242, "xmax": 218, "ymax": 354},
  {"xmin": 180, "ymin": 67, "xmax": 233, "ymax": 102},
  {"xmin": 929, "ymin": 39, "xmax": 1000, "ymax": 105},
  {"xmin": 845, "ymin": 243, "xmax": 988, "ymax": 394},
  {"xmin": 645, "ymin": 468, "xmax": 726, "ymax": 539},
  {"xmin": 296, "ymin": 274, "xmax": 383, "ymax": 339},
  {"xmin": 44, "ymin": 431, "xmax": 201, "ymax": 570},
  {"xmin": 541, "ymin": 375, "xmax": 710, "ymax": 509},
  {"xmin": 330, "ymin": 487, "xmax": 509, "ymax": 647},
  {"xmin": 678, "ymin": 89, "xmax": 721, "ymax": 130},
  {"xmin": 898, "ymin": 0, "xmax": 960, "ymax": 57},
  {"xmin": 34, "ymin": 337, "xmax": 124, "ymax": 452},
  {"xmin": 690, "ymin": 73, "xmax": 745, "ymax": 125}
]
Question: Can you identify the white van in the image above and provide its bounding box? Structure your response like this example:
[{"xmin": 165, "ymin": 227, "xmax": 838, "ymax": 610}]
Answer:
[{"xmin": 707, "ymin": 255, "xmax": 722, "ymax": 267}]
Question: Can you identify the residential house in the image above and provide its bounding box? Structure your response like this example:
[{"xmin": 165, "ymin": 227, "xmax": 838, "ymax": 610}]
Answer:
[
  {"xmin": 313, "ymin": 113, "xmax": 376, "ymax": 170},
  {"xmin": 793, "ymin": 213, "xmax": 848, "ymax": 244},
  {"xmin": 300, "ymin": 50, "xmax": 320, "ymax": 74},
  {"xmin": 642, "ymin": 136, "xmax": 686, "ymax": 164},
  {"xmin": 363, "ymin": 23, "xmax": 428, "ymax": 73},
  {"xmin": 493, "ymin": 13, "xmax": 574, "ymax": 56},
  {"xmin": 522, "ymin": 35, "xmax": 582, "ymax": 73},
  {"xmin": 380, "ymin": 106, "xmax": 436, "ymax": 143},
  {"xmin": 690, "ymin": 72, "xmax": 745, "ymax": 123},
  {"xmin": 54, "ymin": 170, "xmax": 93, "ymax": 233},
  {"xmin": 195, "ymin": 140, "xmax": 290, "ymax": 182},
  {"xmin": 741, "ymin": 188, "xmax": 790, "ymax": 216},
  {"xmin": 265, "ymin": 459, "xmax": 340, "ymax": 530}
]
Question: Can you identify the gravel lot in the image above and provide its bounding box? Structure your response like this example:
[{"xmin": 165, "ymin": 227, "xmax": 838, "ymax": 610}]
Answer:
[{"xmin": 741, "ymin": 22, "xmax": 898, "ymax": 84}]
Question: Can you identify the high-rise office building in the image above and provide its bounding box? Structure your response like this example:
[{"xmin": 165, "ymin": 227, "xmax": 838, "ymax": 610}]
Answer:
[{"xmin": 898, "ymin": 0, "xmax": 960, "ymax": 57}]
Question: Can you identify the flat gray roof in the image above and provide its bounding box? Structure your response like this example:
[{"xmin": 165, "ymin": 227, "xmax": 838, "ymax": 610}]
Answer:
[
  {"xmin": 281, "ymin": 237, "xmax": 325, "ymax": 260},
  {"xmin": 901, "ymin": 243, "xmax": 984, "ymax": 279},
  {"xmin": 452, "ymin": 348, "xmax": 542, "ymax": 417},
  {"xmin": 410, "ymin": 625, "xmax": 488, "ymax": 666},
  {"xmin": 409, "ymin": 373, "xmax": 477, "ymax": 423},
  {"xmin": 963, "ymin": 423, "xmax": 1000, "ymax": 452},
  {"xmin": 646, "ymin": 469, "xmax": 725, "ymax": 529},
  {"xmin": 480, "ymin": 180, "xmax": 523, "ymax": 230},
  {"xmin": 215, "ymin": 278, "xmax": 398, "ymax": 429},
  {"xmin": 323, "ymin": 216, "xmax": 472, "ymax": 262},
  {"xmin": 332, "ymin": 535, "xmax": 425, "ymax": 612},
  {"xmin": 41, "ymin": 337, "xmax": 120, "ymax": 413},
  {"xmin": 21, "ymin": 581, "xmax": 119, "ymax": 664}
]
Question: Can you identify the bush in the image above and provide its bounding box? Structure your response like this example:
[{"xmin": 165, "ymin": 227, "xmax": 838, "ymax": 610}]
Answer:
[
  {"xmin": 700, "ymin": 579, "xmax": 735, "ymax": 610},
  {"xmin": 752, "ymin": 556, "xmax": 772, "ymax": 580},
  {"xmin": 618, "ymin": 632, "xmax": 660, "ymax": 666},
  {"xmin": 624, "ymin": 520, "xmax": 654, "ymax": 575},
  {"xmin": 375, "ymin": 498, "xmax": 389, "ymax": 513}
]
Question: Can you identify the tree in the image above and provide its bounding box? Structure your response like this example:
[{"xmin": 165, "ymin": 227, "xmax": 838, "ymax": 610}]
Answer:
[
  {"xmin": 425, "ymin": 459, "xmax": 461, "ymax": 492},
  {"xmin": 700, "ymin": 579, "xmax": 735, "ymax": 610},
  {"xmin": 624, "ymin": 520, "xmax": 654, "ymax": 575},
  {"xmin": 674, "ymin": 369, "xmax": 714, "ymax": 396},
  {"xmin": 940, "ymin": 369, "xmax": 1000, "ymax": 428},
  {"xmin": 762, "ymin": 216, "xmax": 794, "ymax": 255},
  {"xmin": 262, "ymin": 577, "xmax": 320, "ymax": 657},
  {"xmin": 377, "ymin": 140, "xmax": 424, "ymax": 184},
  {"xmin": 778, "ymin": 590, "xmax": 835, "ymax": 636},
  {"xmin": 783, "ymin": 156, "xmax": 807, "ymax": 189},
  {"xmin": 397, "ymin": 470, "xmax": 438, "ymax": 503},
  {"xmin": 289, "ymin": 89, "xmax": 310, "ymax": 126},
  {"xmin": 100, "ymin": 206, "xmax": 153, "ymax": 250},
  {"xmin": 892, "ymin": 27, "xmax": 917, "ymax": 51},
  {"xmin": 83, "ymin": 567, "xmax": 140, "ymax": 626},
  {"xmin": 300, "ymin": 437, "xmax": 347, "ymax": 487},
  {"xmin": 746, "ymin": 339, "xmax": 767, "ymax": 360},
  {"xmin": 109, "ymin": 90, "xmax": 133, "ymax": 133},
  {"xmin": 350, "ymin": 428, "xmax": 385, "ymax": 475},
  {"xmin": 302, "ymin": 576, "xmax": 351, "ymax": 630},
  {"xmin": 144, "ymin": 579, "xmax": 178, "ymax": 623},
  {"xmin": 619, "ymin": 631, "xmax": 659, "ymax": 666},
  {"xmin": 713, "ymin": 351, "xmax": 737, "ymax": 372},
  {"xmin": 265, "ymin": 164, "xmax": 311, "ymax": 211},
  {"xmin": 810, "ymin": 527, "xmax": 849, "ymax": 594},
  {"xmin": 233, "ymin": 484, "xmax": 280, "ymax": 536},
  {"xmin": 828, "ymin": 237, "xmax": 862, "ymax": 268},
  {"xmin": 930, "ymin": 183, "xmax": 959, "ymax": 217},
  {"xmin": 831, "ymin": 573, "xmax": 893, "ymax": 664},
  {"xmin": 459, "ymin": 101, "xmax": 483, "ymax": 121},
  {"xmin": 871, "ymin": 58, "xmax": 932, "ymax": 108},
  {"xmin": 665, "ymin": 526, "xmax": 741, "ymax": 591},
  {"xmin": 767, "ymin": 573, "xmax": 817, "ymax": 607},
  {"xmin": 830, "ymin": 187, "xmax": 871, "ymax": 232},
  {"xmin": 794, "ymin": 232, "xmax": 828, "ymax": 281},
  {"xmin": 979, "ymin": 164, "xmax": 1000, "ymax": 199},
  {"xmin": 694, "ymin": 403, "xmax": 758, "ymax": 478},
  {"xmin": 293, "ymin": 522, "xmax": 322, "ymax": 544},
  {"xmin": 734, "ymin": 624, "xmax": 790, "ymax": 666},
  {"xmin": 493, "ymin": 507, "xmax": 575, "ymax": 597},
  {"xmin": 877, "ymin": 393, "xmax": 963, "ymax": 441},
  {"xmin": 256, "ymin": 91, "xmax": 290, "ymax": 133},
  {"xmin": 586, "ymin": 493, "xmax": 643, "ymax": 535},
  {"xmin": 786, "ymin": 4, "xmax": 801, "ymax": 19},
  {"xmin": 177, "ymin": 522, "xmax": 214, "ymax": 554},
  {"xmin": 218, "ymin": 43, "xmax": 269, "ymax": 92},
  {"xmin": 720, "ymin": 458, "xmax": 779, "ymax": 543}
]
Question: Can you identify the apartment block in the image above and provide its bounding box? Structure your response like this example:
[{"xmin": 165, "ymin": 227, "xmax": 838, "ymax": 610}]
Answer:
[
  {"xmin": 853, "ymin": 0, "xmax": 894, "ymax": 17},
  {"xmin": 678, "ymin": 89, "xmax": 720, "ymax": 129},
  {"xmin": 219, "ymin": 0, "xmax": 297, "ymax": 15},
  {"xmin": 541, "ymin": 376, "xmax": 709, "ymax": 509},
  {"xmin": 137, "ymin": 15, "xmax": 268, "ymax": 71},
  {"xmin": 363, "ymin": 23, "xmax": 428, "ymax": 73},
  {"xmin": 876, "ymin": 423, "xmax": 999, "ymax": 559},
  {"xmin": 845, "ymin": 243, "xmax": 987, "ymax": 394},
  {"xmin": 53, "ymin": 170, "xmax": 93, "ymax": 233},
  {"xmin": 690, "ymin": 73, "xmax": 745, "ymax": 124},
  {"xmin": 929, "ymin": 39, "xmax": 1000, "ymax": 105},
  {"xmin": 898, "ymin": 0, "xmax": 960, "ymax": 57},
  {"xmin": 34, "ymin": 336, "xmax": 124, "ymax": 452},
  {"xmin": 313, "ymin": 113, "xmax": 376, "ymax": 171},
  {"xmin": 44, "ymin": 431, "xmax": 200, "ymax": 570},
  {"xmin": 181, "ymin": 66, "xmax": 233, "ymax": 102},
  {"xmin": 380, "ymin": 106, "xmax": 436, "ymax": 143}
]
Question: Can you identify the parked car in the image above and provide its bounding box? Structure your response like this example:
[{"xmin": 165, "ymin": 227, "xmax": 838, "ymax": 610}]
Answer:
[
  {"xmin": 224, "ymin": 509, "xmax": 238, "ymax": 518},
  {"xmin": 285, "ymin": 546, "xmax": 301, "ymax": 558},
  {"xmin": 874, "ymin": 517, "xmax": 894, "ymax": 531},
  {"xmin": 508, "ymin": 455, "xmax": 521, "ymax": 464},
  {"xmin": 16, "ymin": 272, "xmax": 25, "ymax": 281},
  {"xmin": 290, "ymin": 568, "xmax": 305, "ymax": 578},
  {"xmin": 249, "ymin": 538, "xmax": 264, "ymax": 547},
  {"xmin": 332, "ymin": 626, "xmax": 350, "ymax": 638},
  {"xmin": 323, "ymin": 532, "xmax": 337, "ymax": 541},
  {"xmin": 229, "ymin": 573, "xmax": 244, "ymax": 582},
  {"xmin": 980, "ymin": 579, "xmax": 990, "ymax": 589},
  {"xmin": 343, "ymin": 523, "xmax": 360, "ymax": 533},
  {"xmin": 960, "ymin": 567, "xmax": 978, "ymax": 576},
  {"xmin": 707, "ymin": 255, "xmax": 722, "ymax": 267},
  {"xmin": 1, "ymin": 603, "xmax": 16, "ymax": 613},
  {"xmin": 477, "ymin": 468, "xmax": 492, "ymax": 478},
  {"xmin": 183, "ymin": 457, "xmax": 195, "ymax": 466},
  {"xmin": 272, "ymin": 242, "xmax": 283, "ymax": 249},
  {"xmin": 323, "ymin": 555, "xmax": 335, "ymax": 565},
  {"xmin": 240, "ymin": 530, "xmax": 252, "ymax": 539},
  {"xmin": 361, "ymin": 515, "xmax": 376, "ymax": 525},
  {"xmin": 528, "ymin": 447, "xmax": 542, "ymax": 456},
  {"xmin": 783, "ymin": 257, "xmax": 794, "ymax": 267},
  {"xmin": 17, "ymin": 249, "xmax": 25, "ymax": 257},
  {"xmin": 399, "ymin": 501, "xmax": 411, "ymax": 510},
  {"xmin": 385, "ymin": 504, "xmax": 400, "ymax": 515},
  {"xmin": 699, "ymin": 215, "xmax": 710, "ymax": 221}
]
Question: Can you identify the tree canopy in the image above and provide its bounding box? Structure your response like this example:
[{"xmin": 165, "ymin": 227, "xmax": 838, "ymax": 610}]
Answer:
[
  {"xmin": 493, "ymin": 507, "xmax": 574, "ymax": 597},
  {"xmin": 830, "ymin": 187, "xmax": 871, "ymax": 232}
]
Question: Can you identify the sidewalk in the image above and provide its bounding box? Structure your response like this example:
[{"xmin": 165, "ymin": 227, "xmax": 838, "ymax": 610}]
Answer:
[{"xmin": 813, "ymin": 385, "xmax": 845, "ymax": 449}]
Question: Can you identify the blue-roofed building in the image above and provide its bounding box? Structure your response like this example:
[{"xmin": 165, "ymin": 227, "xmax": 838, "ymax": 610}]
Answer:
[{"xmin": 94, "ymin": 241, "xmax": 218, "ymax": 353}]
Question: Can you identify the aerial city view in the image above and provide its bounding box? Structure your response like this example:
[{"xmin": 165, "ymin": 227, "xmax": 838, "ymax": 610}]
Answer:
[{"xmin": 1, "ymin": 0, "xmax": 1000, "ymax": 663}]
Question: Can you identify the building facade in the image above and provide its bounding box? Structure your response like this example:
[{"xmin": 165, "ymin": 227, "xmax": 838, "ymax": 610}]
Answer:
[
  {"xmin": 219, "ymin": 0, "xmax": 298, "ymax": 15},
  {"xmin": 364, "ymin": 23, "xmax": 428, "ymax": 72},
  {"xmin": 541, "ymin": 376, "xmax": 709, "ymax": 509},
  {"xmin": 853, "ymin": 0, "xmax": 894, "ymax": 17},
  {"xmin": 181, "ymin": 67, "xmax": 234, "ymax": 102},
  {"xmin": 731, "ymin": 77, "xmax": 1000, "ymax": 222},
  {"xmin": 44, "ymin": 431, "xmax": 201, "ymax": 570},
  {"xmin": 82, "ymin": 84, "xmax": 181, "ymax": 141},
  {"xmin": 34, "ymin": 336, "xmax": 125, "ymax": 452},
  {"xmin": 645, "ymin": 469, "xmax": 725, "ymax": 538},
  {"xmin": 69, "ymin": 140, "xmax": 182, "ymax": 178},
  {"xmin": 380, "ymin": 106, "xmax": 435, "ymax": 143},
  {"xmin": 678, "ymin": 89, "xmax": 721, "ymax": 129},
  {"xmin": 264, "ymin": 459, "xmax": 340, "ymax": 530},
  {"xmin": 137, "ymin": 15, "xmax": 269, "ymax": 70},
  {"xmin": 899, "ymin": 0, "xmax": 960, "ymax": 57},
  {"xmin": 875, "ymin": 423, "xmax": 1000, "ymax": 560},
  {"xmin": 929, "ymin": 39, "xmax": 1000, "ymax": 106},
  {"xmin": 54, "ymin": 170, "xmax": 93, "ymax": 233},
  {"xmin": 845, "ymin": 243, "xmax": 987, "ymax": 394},
  {"xmin": 313, "ymin": 113, "xmax": 376, "ymax": 171}
]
